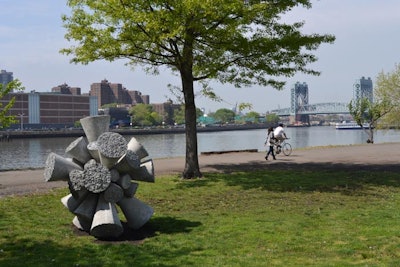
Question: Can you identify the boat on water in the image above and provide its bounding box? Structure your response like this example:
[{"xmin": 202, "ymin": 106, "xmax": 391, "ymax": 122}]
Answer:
[{"xmin": 335, "ymin": 121, "xmax": 372, "ymax": 130}]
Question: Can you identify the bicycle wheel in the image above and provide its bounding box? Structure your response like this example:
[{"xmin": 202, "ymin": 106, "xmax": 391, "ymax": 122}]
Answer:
[{"xmin": 282, "ymin": 142, "xmax": 292, "ymax": 156}]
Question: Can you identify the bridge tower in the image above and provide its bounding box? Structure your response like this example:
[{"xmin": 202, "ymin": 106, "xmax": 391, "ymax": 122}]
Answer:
[
  {"xmin": 290, "ymin": 82, "xmax": 310, "ymax": 124},
  {"xmin": 353, "ymin": 77, "xmax": 373, "ymax": 103}
]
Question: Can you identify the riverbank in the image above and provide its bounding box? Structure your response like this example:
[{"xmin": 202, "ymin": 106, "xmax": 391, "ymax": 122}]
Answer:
[
  {"xmin": 1, "ymin": 143, "xmax": 399, "ymax": 198},
  {"xmin": 0, "ymin": 123, "xmax": 269, "ymax": 139}
]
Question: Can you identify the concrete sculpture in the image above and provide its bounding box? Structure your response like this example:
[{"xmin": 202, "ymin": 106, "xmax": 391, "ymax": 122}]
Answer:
[{"xmin": 44, "ymin": 115, "xmax": 154, "ymax": 239}]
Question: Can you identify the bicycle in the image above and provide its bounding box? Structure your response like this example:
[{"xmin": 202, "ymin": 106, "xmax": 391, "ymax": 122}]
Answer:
[{"xmin": 274, "ymin": 138, "xmax": 292, "ymax": 156}]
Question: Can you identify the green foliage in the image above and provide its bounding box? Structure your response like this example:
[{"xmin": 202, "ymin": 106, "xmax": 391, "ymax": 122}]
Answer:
[
  {"xmin": 265, "ymin": 113, "xmax": 280, "ymax": 124},
  {"xmin": 2, "ymin": 168, "xmax": 400, "ymax": 266},
  {"xmin": 173, "ymin": 105, "xmax": 185, "ymax": 125},
  {"xmin": 174, "ymin": 105, "xmax": 204, "ymax": 125},
  {"xmin": 374, "ymin": 63, "xmax": 400, "ymax": 128},
  {"xmin": 243, "ymin": 111, "xmax": 260, "ymax": 123},
  {"xmin": 0, "ymin": 80, "xmax": 25, "ymax": 129},
  {"xmin": 213, "ymin": 108, "xmax": 236, "ymax": 123},
  {"xmin": 238, "ymin": 102, "xmax": 253, "ymax": 113},
  {"xmin": 129, "ymin": 104, "xmax": 161, "ymax": 126},
  {"xmin": 73, "ymin": 120, "xmax": 81, "ymax": 128}
]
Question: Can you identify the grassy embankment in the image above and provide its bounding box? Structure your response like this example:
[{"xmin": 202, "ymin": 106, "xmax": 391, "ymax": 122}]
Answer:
[{"xmin": 1, "ymin": 169, "xmax": 400, "ymax": 266}]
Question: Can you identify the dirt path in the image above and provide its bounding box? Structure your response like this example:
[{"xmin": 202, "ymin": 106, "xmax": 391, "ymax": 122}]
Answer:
[{"xmin": 1, "ymin": 143, "xmax": 399, "ymax": 198}]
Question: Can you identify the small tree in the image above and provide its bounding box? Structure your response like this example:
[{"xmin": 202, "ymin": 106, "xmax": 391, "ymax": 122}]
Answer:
[
  {"xmin": 214, "ymin": 108, "xmax": 236, "ymax": 124},
  {"xmin": 243, "ymin": 111, "xmax": 260, "ymax": 123},
  {"xmin": 0, "ymin": 80, "xmax": 24, "ymax": 129},
  {"xmin": 265, "ymin": 113, "xmax": 280, "ymax": 124},
  {"xmin": 129, "ymin": 104, "xmax": 161, "ymax": 126},
  {"xmin": 173, "ymin": 105, "xmax": 186, "ymax": 125},
  {"xmin": 348, "ymin": 97, "xmax": 392, "ymax": 143}
]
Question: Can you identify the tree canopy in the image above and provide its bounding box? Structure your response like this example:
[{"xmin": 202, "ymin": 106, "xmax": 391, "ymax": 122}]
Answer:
[
  {"xmin": 243, "ymin": 111, "xmax": 261, "ymax": 123},
  {"xmin": 213, "ymin": 108, "xmax": 236, "ymax": 123},
  {"xmin": 374, "ymin": 63, "xmax": 400, "ymax": 128},
  {"xmin": 0, "ymin": 80, "xmax": 24, "ymax": 129},
  {"xmin": 129, "ymin": 104, "xmax": 162, "ymax": 126},
  {"xmin": 62, "ymin": 0, "xmax": 335, "ymax": 178}
]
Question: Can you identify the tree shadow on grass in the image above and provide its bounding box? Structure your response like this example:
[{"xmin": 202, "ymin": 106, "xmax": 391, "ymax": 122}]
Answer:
[
  {"xmin": 0, "ymin": 236, "xmax": 199, "ymax": 267},
  {"xmin": 179, "ymin": 160, "xmax": 400, "ymax": 193}
]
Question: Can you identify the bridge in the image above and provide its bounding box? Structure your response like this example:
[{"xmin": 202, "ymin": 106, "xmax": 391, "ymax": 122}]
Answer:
[
  {"xmin": 272, "ymin": 102, "xmax": 349, "ymax": 116},
  {"xmin": 269, "ymin": 82, "xmax": 352, "ymax": 124}
]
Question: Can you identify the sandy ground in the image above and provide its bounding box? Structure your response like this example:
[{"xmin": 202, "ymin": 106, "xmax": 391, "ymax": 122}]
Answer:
[{"xmin": 1, "ymin": 143, "xmax": 400, "ymax": 198}]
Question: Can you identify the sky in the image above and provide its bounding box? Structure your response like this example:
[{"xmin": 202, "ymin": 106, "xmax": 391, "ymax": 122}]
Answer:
[{"xmin": 1, "ymin": 0, "xmax": 400, "ymax": 114}]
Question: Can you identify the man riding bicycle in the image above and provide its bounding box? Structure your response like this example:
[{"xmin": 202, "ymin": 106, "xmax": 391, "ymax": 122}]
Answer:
[{"xmin": 273, "ymin": 123, "xmax": 287, "ymax": 153}]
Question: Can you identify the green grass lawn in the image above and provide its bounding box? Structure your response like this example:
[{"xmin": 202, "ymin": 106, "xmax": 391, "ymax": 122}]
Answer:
[{"xmin": 1, "ymin": 169, "xmax": 400, "ymax": 266}]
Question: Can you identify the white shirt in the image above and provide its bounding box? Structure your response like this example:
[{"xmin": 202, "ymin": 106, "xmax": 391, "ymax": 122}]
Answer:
[{"xmin": 273, "ymin": 126, "xmax": 285, "ymax": 137}]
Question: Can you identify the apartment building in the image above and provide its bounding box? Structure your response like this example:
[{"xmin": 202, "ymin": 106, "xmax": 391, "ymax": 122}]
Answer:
[{"xmin": 89, "ymin": 79, "xmax": 149, "ymax": 107}]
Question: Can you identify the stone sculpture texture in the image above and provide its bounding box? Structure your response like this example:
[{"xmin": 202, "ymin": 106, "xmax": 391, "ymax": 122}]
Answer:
[{"xmin": 44, "ymin": 115, "xmax": 154, "ymax": 239}]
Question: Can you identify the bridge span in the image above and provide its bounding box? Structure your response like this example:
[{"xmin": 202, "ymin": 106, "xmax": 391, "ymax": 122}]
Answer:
[{"xmin": 272, "ymin": 102, "xmax": 349, "ymax": 116}]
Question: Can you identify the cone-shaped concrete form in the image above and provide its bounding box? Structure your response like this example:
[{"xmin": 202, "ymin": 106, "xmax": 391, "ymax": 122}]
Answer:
[
  {"xmin": 116, "ymin": 174, "xmax": 132, "ymax": 189},
  {"xmin": 91, "ymin": 195, "xmax": 123, "ymax": 239},
  {"xmin": 114, "ymin": 150, "xmax": 140, "ymax": 173},
  {"xmin": 65, "ymin": 136, "xmax": 92, "ymax": 164},
  {"xmin": 44, "ymin": 152, "xmax": 83, "ymax": 182},
  {"xmin": 127, "ymin": 137, "xmax": 148, "ymax": 160},
  {"xmin": 87, "ymin": 141, "xmax": 100, "ymax": 162},
  {"xmin": 103, "ymin": 183, "xmax": 124, "ymax": 203},
  {"xmin": 72, "ymin": 215, "xmax": 92, "ymax": 232},
  {"xmin": 74, "ymin": 193, "xmax": 99, "ymax": 220},
  {"xmin": 129, "ymin": 159, "xmax": 155, "ymax": 183},
  {"xmin": 61, "ymin": 193, "xmax": 88, "ymax": 212},
  {"xmin": 97, "ymin": 132, "xmax": 127, "ymax": 169},
  {"xmin": 110, "ymin": 168, "xmax": 120, "ymax": 182},
  {"xmin": 123, "ymin": 182, "xmax": 139, "ymax": 198},
  {"xmin": 61, "ymin": 194, "xmax": 80, "ymax": 212},
  {"xmin": 118, "ymin": 197, "xmax": 154, "ymax": 230},
  {"xmin": 80, "ymin": 115, "xmax": 110, "ymax": 143}
]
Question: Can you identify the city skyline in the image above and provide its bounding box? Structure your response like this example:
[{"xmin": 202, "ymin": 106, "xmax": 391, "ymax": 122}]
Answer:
[{"xmin": 1, "ymin": 1, "xmax": 400, "ymax": 113}]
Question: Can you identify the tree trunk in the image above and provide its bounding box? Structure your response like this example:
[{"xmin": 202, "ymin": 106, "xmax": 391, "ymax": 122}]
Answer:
[
  {"xmin": 180, "ymin": 28, "xmax": 202, "ymax": 179},
  {"xmin": 181, "ymin": 73, "xmax": 202, "ymax": 179},
  {"xmin": 367, "ymin": 127, "xmax": 374, "ymax": 144},
  {"xmin": 363, "ymin": 124, "xmax": 374, "ymax": 144}
]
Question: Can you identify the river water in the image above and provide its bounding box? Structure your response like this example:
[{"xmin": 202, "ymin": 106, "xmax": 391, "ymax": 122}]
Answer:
[{"xmin": 1, "ymin": 126, "xmax": 399, "ymax": 171}]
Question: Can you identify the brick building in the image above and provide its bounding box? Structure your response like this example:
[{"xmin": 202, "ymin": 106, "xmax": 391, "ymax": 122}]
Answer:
[
  {"xmin": 89, "ymin": 79, "xmax": 149, "ymax": 107},
  {"xmin": 152, "ymin": 100, "xmax": 181, "ymax": 125}
]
